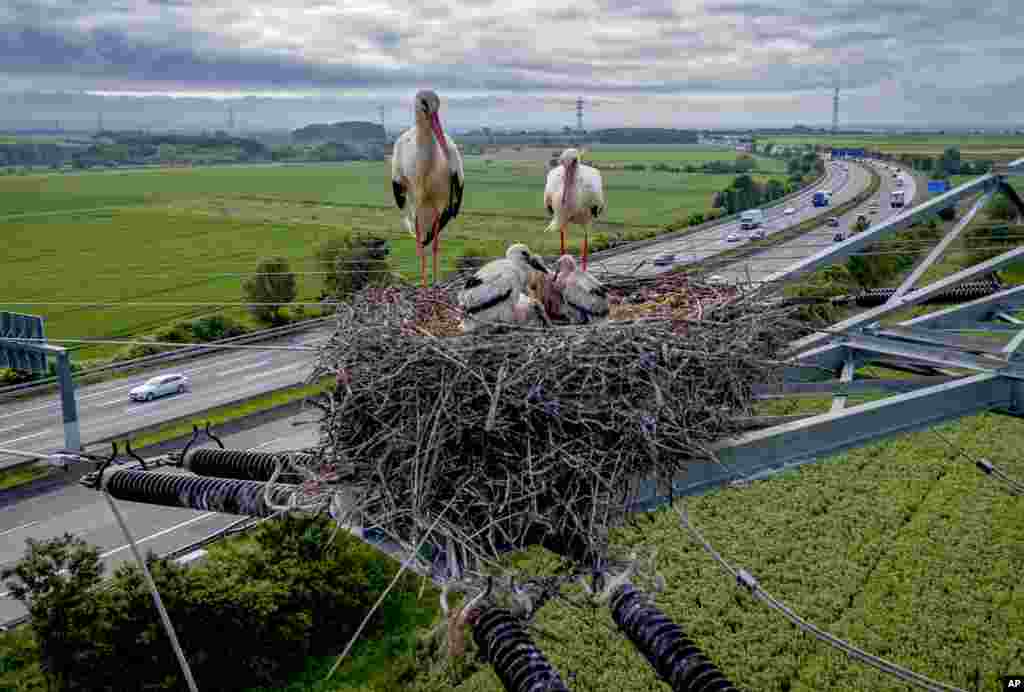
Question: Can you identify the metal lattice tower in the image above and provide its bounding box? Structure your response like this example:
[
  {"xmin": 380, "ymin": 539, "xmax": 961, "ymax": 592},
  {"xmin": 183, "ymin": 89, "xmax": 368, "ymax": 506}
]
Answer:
[
  {"xmin": 379, "ymin": 106, "xmax": 386, "ymax": 130},
  {"xmin": 97, "ymin": 112, "xmax": 104, "ymax": 134},
  {"xmin": 228, "ymin": 106, "xmax": 235, "ymax": 131},
  {"xmin": 576, "ymin": 97, "xmax": 584, "ymax": 133},
  {"xmin": 832, "ymin": 85, "xmax": 839, "ymax": 135}
]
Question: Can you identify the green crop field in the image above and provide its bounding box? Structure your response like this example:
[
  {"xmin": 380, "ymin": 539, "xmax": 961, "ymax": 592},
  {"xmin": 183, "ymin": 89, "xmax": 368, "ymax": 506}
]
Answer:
[
  {"xmin": 762, "ymin": 134, "xmax": 1024, "ymax": 160},
  {"xmin": 583, "ymin": 145, "xmax": 786, "ymax": 170},
  {"xmin": 0, "ymin": 160, "xmax": 786, "ymax": 359}
]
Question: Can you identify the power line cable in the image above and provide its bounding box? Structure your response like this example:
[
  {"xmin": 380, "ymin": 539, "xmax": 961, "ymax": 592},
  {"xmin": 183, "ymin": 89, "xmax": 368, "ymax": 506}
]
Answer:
[
  {"xmin": 674, "ymin": 501, "xmax": 968, "ymax": 692},
  {"xmin": 930, "ymin": 428, "xmax": 1024, "ymax": 495}
]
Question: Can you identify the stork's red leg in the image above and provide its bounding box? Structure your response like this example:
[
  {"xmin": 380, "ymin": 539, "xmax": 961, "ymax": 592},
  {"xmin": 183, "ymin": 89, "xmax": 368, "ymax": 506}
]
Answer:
[
  {"xmin": 431, "ymin": 212, "xmax": 441, "ymax": 285},
  {"xmin": 415, "ymin": 216, "xmax": 426, "ymax": 288},
  {"xmin": 581, "ymin": 232, "xmax": 589, "ymax": 272}
]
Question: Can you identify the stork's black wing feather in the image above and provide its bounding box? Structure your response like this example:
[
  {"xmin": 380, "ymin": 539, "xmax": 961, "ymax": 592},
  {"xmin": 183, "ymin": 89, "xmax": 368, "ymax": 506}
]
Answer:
[
  {"xmin": 546, "ymin": 204, "xmax": 554, "ymax": 216},
  {"xmin": 591, "ymin": 204, "xmax": 603, "ymax": 218},
  {"xmin": 392, "ymin": 180, "xmax": 406, "ymax": 210},
  {"xmin": 464, "ymin": 275, "xmax": 484, "ymax": 289}
]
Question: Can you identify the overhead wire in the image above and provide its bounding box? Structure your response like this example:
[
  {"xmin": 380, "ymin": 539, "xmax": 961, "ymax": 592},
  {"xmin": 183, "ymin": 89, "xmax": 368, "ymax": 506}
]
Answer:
[
  {"xmin": 674, "ymin": 500, "xmax": 968, "ymax": 692},
  {"xmin": 930, "ymin": 428, "xmax": 1024, "ymax": 495}
]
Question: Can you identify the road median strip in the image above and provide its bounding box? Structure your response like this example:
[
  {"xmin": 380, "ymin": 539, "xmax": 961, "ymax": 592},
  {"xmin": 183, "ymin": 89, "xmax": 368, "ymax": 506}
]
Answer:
[{"xmin": 695, "ymin": 161, "xmax": 882, "ymax": 274}]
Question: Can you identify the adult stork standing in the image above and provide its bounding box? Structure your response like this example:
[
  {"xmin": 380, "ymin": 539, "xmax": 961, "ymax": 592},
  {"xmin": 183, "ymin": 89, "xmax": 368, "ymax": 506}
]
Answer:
[
  {"xmin": 543, "ymin": 148, "xmax": 605, "ymax": 271},
  {"xmin": 458, "ymin": 243, "xmax": 550, "ymax": 332},
  {"xmin": 550, "ymin": 254, "xmax": 610, "ymax": 324},
  {"xmin": 391, "ymin": 90, "xmax": 465, "ymax": 287}
]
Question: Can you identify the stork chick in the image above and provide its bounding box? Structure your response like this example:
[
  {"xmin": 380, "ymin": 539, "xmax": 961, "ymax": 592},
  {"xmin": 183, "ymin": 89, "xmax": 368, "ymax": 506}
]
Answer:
[
  {"xmin": 551, "ymin": 254, "xmax": 610, "ymax": 325},
  {"xmin": 458, "ymin": 243, "xmax": 550, "ymax": 332},
  {"xmin": 543, "ymin": 148, "xmax": 606, "ymax": 271},
  {"xmin": 391, "ymin": 89, "xmax": 465, "ymax": 287}
]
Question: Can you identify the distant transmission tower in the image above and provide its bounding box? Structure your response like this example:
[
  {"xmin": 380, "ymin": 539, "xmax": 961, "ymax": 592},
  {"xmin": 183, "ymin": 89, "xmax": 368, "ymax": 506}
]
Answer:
[
  {"xmin": 97, "ymin": 112, "xmax": 104, "ymax": 134},
  {"xmin": 832, "ymin": 84, "xmax": 840, "ymax": 135},
  {"xmin": 576, "ymin": 97, "xmax": 584, "ymax": 133},
  {"xmin": 228, "ymin": 106, "xmax": 235, "ymax": 131},
  {"xmin": 379, "ymin": 106, "xmax": 386, "ymax": 130}
]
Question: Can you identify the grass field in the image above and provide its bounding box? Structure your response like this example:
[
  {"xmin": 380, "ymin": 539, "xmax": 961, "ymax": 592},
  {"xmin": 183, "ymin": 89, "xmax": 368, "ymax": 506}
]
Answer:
[
  {"xmin": 762, "ymin": 134, "xmax": 1024, "ymax": 161},
  {"xmin": 582, "ymin": 146, "xmax": 787, "ymax": 171},
  {"xmin": 0, "ymin": 158, "xmax": 786, "ymax": 359}
]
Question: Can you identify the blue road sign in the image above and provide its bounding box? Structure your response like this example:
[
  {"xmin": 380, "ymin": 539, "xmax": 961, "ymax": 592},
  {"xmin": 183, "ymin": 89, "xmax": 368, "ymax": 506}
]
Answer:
[
  {"xmin": 0, "ymin": 311, "xmax": 47, "ymax": 373},
  {"xmin": 928, "ymin": 180, "xmax": 949, "ymax": 194}
]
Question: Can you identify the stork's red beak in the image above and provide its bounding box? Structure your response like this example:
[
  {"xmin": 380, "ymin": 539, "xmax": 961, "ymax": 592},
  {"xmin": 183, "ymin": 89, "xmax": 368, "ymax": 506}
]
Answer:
[{"xmin": 430, "ymin": 113, "xmax": 449, "ymax": 164}]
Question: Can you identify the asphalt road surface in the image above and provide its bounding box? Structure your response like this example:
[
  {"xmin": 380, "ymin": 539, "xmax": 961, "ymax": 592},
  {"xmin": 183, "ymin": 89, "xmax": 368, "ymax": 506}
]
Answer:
[
  {"xmin": 0, "ymin": 326, "xmax": 331, "ymax": 468},
  {"xmin": 592, "ymin": 159, "xmax": 864, "ymax": 277},
  {"xmin": 0, "ymin": 413, "xmax": 320, "ymax": 625},
  {"xmin": 713, "ymin": 160, "xmax": 919, "ymax": 284}
]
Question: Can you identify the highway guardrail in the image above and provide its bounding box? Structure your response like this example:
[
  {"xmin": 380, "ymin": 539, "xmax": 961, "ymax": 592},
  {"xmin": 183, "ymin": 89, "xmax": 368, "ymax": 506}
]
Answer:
[{"xmin": 0, "ymin": 315, "xmax": 335, "ymax": 401}]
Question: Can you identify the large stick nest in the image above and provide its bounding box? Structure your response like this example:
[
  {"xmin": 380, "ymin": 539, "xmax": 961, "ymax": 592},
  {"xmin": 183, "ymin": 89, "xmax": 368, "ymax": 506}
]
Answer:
[{"xmin": 306, "ymin": 273, "xmax": 802, "ymax": 568}]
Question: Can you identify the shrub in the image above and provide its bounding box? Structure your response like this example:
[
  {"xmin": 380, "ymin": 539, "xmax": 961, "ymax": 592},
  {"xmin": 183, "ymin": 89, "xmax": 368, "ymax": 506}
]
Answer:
[
  {"xmin": 1, "ymin": 516, "xmax": 418, "ymax": 692},
  {"xmin": 589, "ymin": 233, "xmax": 611, "ymax": 252},
  {"xmin": 188, "ymin": 315, "xmax": 246, "ymax": 342},
  {"xmin": 687, "ymin": 212, "xmax": 705, "ymax": 226},
  {"xmin": 317, "ymin": 235, "xmax": 390, "ymax": 300}
]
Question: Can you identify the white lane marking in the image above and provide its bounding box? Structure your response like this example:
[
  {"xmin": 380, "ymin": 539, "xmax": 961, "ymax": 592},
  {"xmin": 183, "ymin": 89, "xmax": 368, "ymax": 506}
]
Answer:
[
  {"xmin": 218, "ymin": 359, "xmax": 272, "ymax": 377},
  {"xmin": 0, "ymin": 354, "xmax": 262, "ymax": 420},
  {"xmin": 0, "ymin": 520, "xmax": 40, "ymax": 537},
  {"xmin": 0, "ymin": 431, "xmax": 47, "ymax": 445},
  {"xmin": 98, "ymin": 512, "xmax": 217, "ymax": 560},
  {"xmin": 0, "ymin": 425, "xmax": 24, "ymax": 435},
  {"xmin": 0, "ymin": 512, "xmax": 218, "ymax": 597},
  {"xmin": 249, "ymin": 436, "xmax": 284, "ymax": 450},
  {"xmin": 94, "ymin": 397, "xmax": 128, "ymax": 408},
  {"xmin": 243, "ymin": 362, "xmax": 305, "ymax": 381}
]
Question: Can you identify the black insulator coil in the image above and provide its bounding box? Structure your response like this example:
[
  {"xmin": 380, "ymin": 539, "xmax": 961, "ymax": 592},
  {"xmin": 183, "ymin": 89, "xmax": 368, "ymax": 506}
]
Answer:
[
  {"xmin": 182, "ymin": 447, "xmax": 316, "ymax": 482},
  {"xmin": 472, "ymin": 608, "xmax": 569, "ymax": 692},
  {"xmin": 103, "ymin": 469, "xmax": 297, "ymax": 517},
  {"xmin": 610, "ymin": 584, "xmax": 739, "ymax": 692}
]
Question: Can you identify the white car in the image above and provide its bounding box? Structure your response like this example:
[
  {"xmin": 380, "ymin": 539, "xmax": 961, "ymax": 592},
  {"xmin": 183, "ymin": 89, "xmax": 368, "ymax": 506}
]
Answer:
[
  {"xmin": 784, "ymin": 207, "xmax": 796, "ymax": 215},
  {"xmin": 726, "ymin": 231, "xmax": 741, "ymax": 242},
  {"xmin": 129, "ymin": 373, "xmax": 191, "ymax": 402},
  {"xmin": 653, "ymin": 253, "xmax": 676, "ymax": 267}
]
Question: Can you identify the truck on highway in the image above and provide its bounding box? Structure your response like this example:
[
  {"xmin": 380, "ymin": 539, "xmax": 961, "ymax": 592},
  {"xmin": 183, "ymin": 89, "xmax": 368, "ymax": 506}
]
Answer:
[
  {"xmin": 891, "ymin": 190, "xmax": 906, "ymax": 208},
  {"xmin": 813, "ymin": 190, "xmax": 830, "ymax": 207},
  {"xmin": 739, "ymin": 209, "xmax": 764, "ymax": 230}
]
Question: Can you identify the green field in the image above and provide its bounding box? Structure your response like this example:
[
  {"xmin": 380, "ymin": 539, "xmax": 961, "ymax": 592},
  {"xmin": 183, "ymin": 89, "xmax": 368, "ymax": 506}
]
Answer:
[
  {"xmin": 583, "ymin": 145, "xmax": 786, "ymax": 170},
  {"xmin": 0, "ymin": 159, "xmax": 786, "ymax": 359},
  {"xmin": 762, "ymin": 134, "xmax": 1024, "ymax": 161}
]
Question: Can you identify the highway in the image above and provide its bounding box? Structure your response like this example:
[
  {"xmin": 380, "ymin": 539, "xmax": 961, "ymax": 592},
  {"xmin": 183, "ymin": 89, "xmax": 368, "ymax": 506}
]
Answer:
[
  {"xmin": 0, "ymin": 413, "xmax": 319, "ymax": 625},
  {"xmin": 714, "ymin": 160, "xmax": 918, "ymax": 284},
  {"xmin": 0, "ymin": 326, "xmax": 331, "ymax": 467},
  {"xmin": 592, "ymin": 159, "xmax": 863, "ymax": 276}
]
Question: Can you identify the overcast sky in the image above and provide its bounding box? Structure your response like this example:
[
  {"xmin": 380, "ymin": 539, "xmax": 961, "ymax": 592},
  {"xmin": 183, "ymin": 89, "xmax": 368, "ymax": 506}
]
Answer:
[{"xmin": 2, "ymin": 0, "xmax": 1022, "ymax": 131}]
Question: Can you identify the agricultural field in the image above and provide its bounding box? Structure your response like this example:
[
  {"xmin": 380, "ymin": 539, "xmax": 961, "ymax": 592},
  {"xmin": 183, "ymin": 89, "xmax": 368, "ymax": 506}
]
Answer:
[
  {"xmin": 427, "ymin": 410, "xmax": 1024, "ymax": 692},
  {"xmin": 478, "ymin": 144, "xmax": 786, "ymax": 170},
  {"xmin": 762, "ymin": 134, "xmax": 1024, "ymax": 161},
  {"xmin": 0, "ymin": 158, "xmax": 787, "ymax": 359}
]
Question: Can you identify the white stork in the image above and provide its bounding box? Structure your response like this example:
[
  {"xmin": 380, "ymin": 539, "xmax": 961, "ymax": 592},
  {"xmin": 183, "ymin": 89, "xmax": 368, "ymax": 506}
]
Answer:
[
  {"xmin": 543, "ymin": 148, "xmax": 606, "ymax": 272},
  {"xmin": 551, "ymin": 254, "xmax": 610, "ymax": 324},
  {"xmin": 391, "ymin": 89, "xmax": 465, "ymax": 287},
  {"xmin": 458, "ymin": 243, "xmax": 550, "ymax": 332}
]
